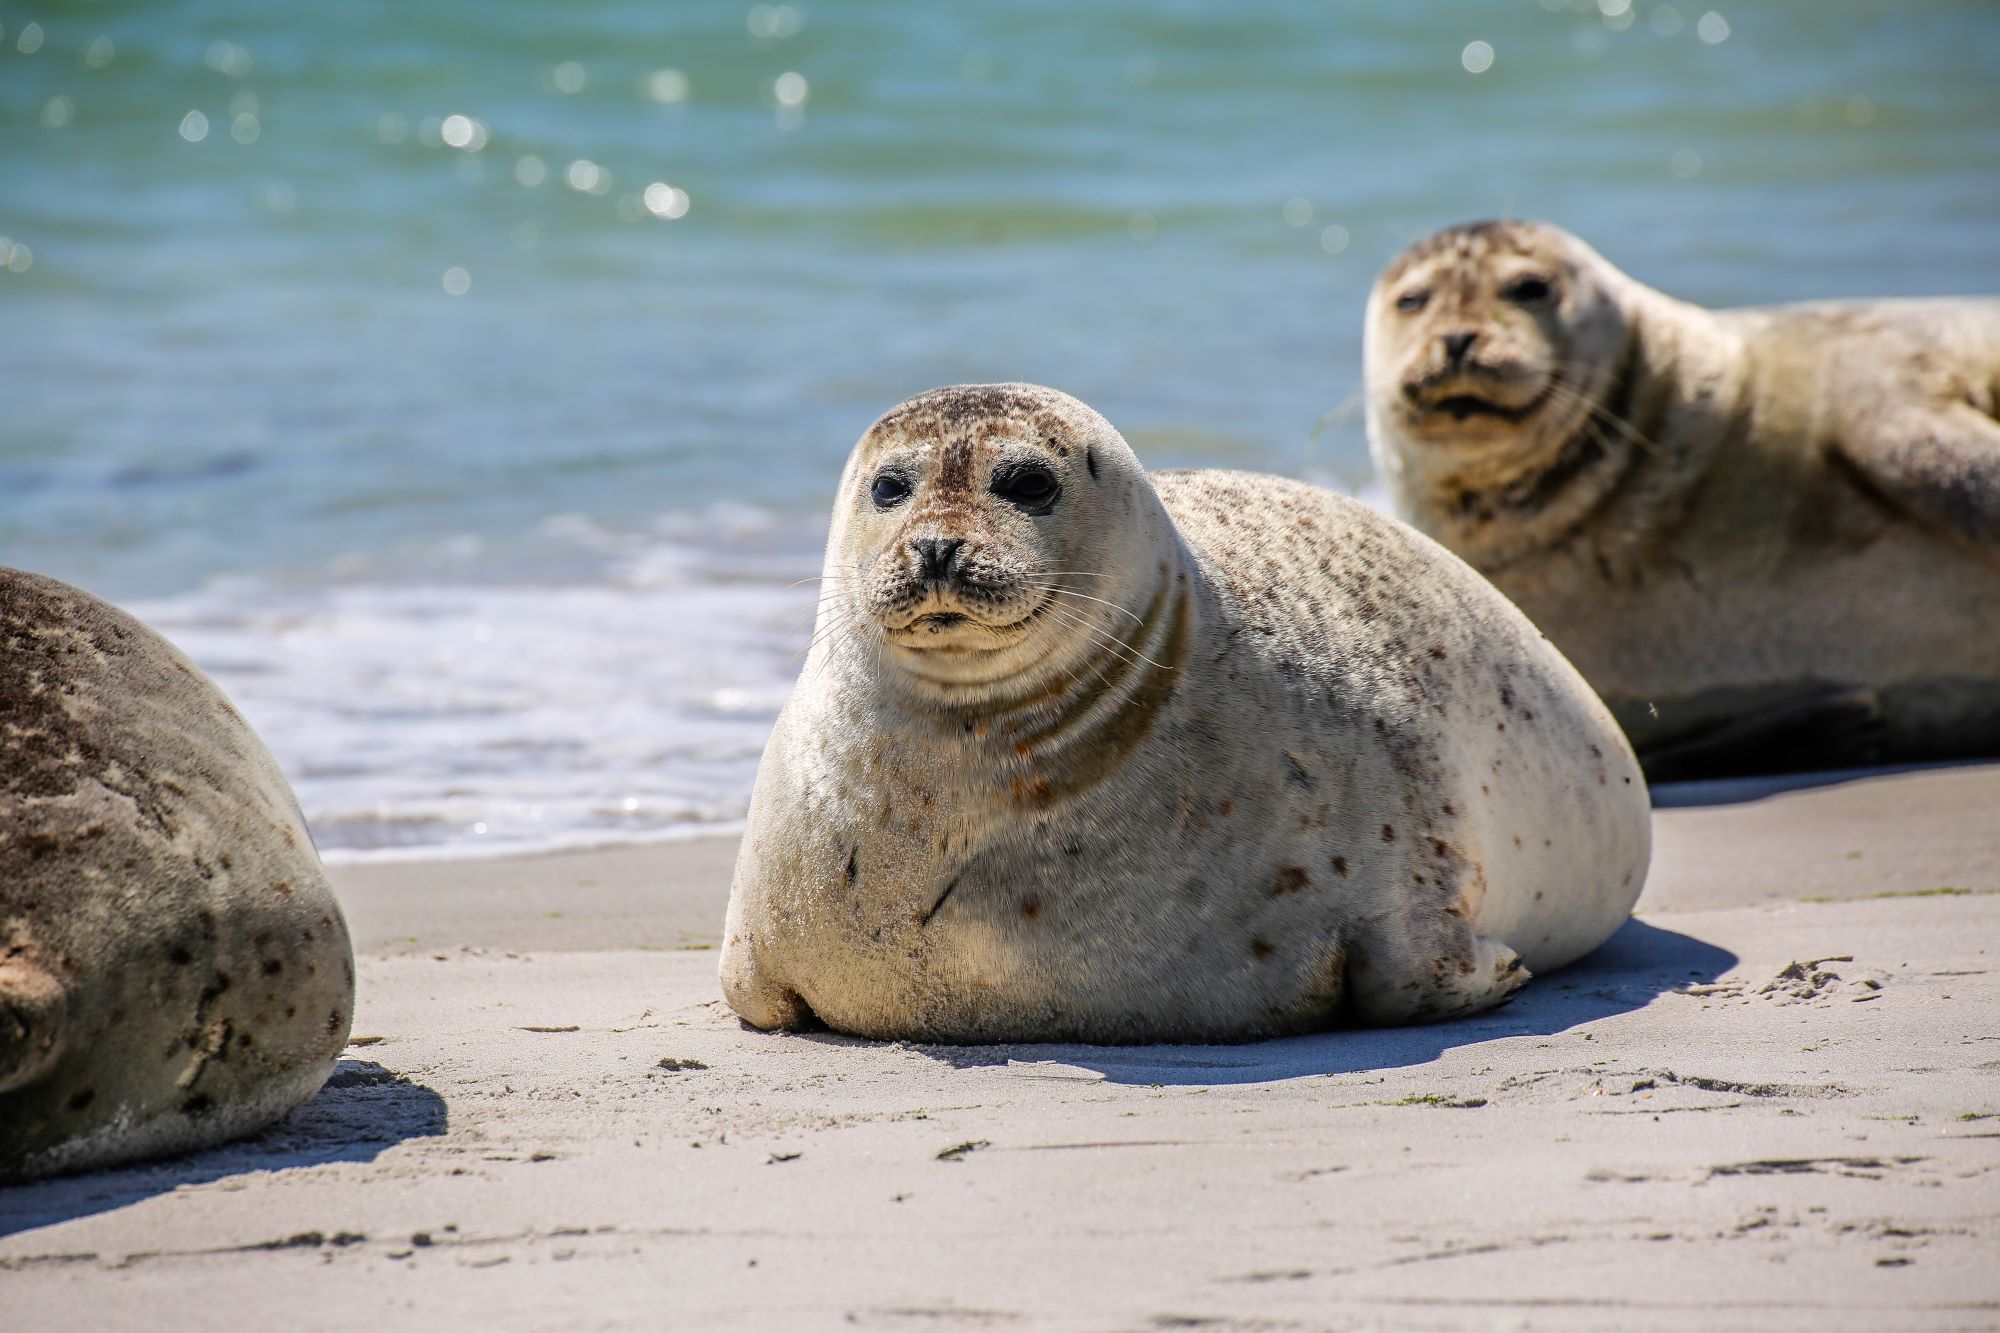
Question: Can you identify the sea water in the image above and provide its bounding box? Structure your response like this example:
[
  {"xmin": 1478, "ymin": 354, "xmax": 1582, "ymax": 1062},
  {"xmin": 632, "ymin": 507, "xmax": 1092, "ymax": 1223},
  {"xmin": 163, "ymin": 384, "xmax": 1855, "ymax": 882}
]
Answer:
[{"xmin": 3, "ymin": 1, "xmax": 1996, "ymax": 857}]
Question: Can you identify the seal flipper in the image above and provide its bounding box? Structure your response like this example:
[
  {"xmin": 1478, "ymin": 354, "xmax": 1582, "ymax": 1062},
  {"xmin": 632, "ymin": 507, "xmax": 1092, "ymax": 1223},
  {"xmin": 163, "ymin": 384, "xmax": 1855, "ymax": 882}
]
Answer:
[
  {"xmin": 719, "ymin": 943, "xmax": 823, "ymax": 1033},
  {"xmin": 0, "ymin": 959, "xmax": 68, "ymax": 1095},
  {"xmin": 1344, "ymin": 926, "xmax": 1530, "ymax": 1026},
  {"xmin": 1637, "ymin": 686, "xmax": 1887, "ymax": 782},
  {"xmin": 1837, "ymin": 403, "xmax": 2000, "ymax": 556}
]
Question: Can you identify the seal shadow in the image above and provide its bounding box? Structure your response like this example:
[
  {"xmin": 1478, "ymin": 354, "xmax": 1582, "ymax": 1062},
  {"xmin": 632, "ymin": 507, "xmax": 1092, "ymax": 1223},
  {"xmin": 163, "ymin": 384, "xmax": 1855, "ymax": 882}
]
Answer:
[
  {"xmin": 905, "ymin": 918, "xmax": 1735, "ymax": 1087},
  {"xmin": 1650, "ymin": 758, "xmax": 1993, "ymax": 809},
  {"xmin": 0, "ymin": 1059, "xmax": 447, "ymax": 1239}
]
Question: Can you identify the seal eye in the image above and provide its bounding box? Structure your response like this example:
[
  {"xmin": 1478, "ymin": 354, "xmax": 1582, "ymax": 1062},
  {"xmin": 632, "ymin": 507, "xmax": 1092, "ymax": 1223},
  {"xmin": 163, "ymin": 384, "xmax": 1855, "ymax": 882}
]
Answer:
[
  {"xmin": 1395, "ymin": 290, "xmax": 1430, "ymax": 314},
  {"xmin": 991, "ymin": 463, "xmax": 1060, "ymax": 512},
  {"xmin": 1502, "ymin": 276, "xmax": 1553, "ymax": 304},
  {"xmin": 871, "ymin": 473, "xmax": 911, "ymax": 509}
]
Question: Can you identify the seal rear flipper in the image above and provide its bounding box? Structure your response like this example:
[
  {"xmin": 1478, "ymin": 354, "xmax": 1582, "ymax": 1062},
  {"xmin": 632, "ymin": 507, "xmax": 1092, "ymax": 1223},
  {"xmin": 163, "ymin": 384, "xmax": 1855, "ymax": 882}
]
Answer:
[
  {"xmin": 1345, "ymin": 928, "xmax": 1530, "ymax": 1027},
  {"xmin": 1637, "ymin": 686, "xmax": 1886, "ymax": 782},
  {"xmin": 0, "ymin": 959, "xmax": 68, "ymax": 1094}
]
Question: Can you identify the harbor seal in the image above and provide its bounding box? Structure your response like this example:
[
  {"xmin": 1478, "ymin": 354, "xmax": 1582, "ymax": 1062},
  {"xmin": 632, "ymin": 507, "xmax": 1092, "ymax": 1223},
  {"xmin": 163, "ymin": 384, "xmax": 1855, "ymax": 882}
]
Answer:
[
  {"xmin": 1365, "ymin": 219, "xmax": 2000, "ymax": 778},
  {"xmin": 721, "ymin": 384, "xmax": 1649, "ymax": 1044},
  {"xmin": 1, "ymin": 568, "xmax": 353, "ymax": 1181}
]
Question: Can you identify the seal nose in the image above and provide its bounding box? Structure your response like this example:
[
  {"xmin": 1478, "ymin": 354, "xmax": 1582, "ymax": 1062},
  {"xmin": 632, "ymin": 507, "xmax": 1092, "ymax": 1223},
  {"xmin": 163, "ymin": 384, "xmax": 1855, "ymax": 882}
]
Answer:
[
  {"xmin": 1442, "ymin": 331, "xmax": 1478, "ymax": 364},
  {"xmin": 911, "ymin": 537, "xmax": 965, "ymax": 584}
]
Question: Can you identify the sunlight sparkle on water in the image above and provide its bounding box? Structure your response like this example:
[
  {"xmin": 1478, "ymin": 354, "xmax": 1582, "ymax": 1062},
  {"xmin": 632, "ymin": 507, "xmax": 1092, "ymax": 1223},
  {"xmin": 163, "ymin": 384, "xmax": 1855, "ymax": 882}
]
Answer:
[
  {"xmin": 567, "ymin": 159, "xmax": 610, "ymax": 194},
  {"xmin": 1282, "ymin": 197, "xmax": 1314, "ymax": 227},
  {"xmin": 747, "ymin": 5, "xmax": 805, "ymax": 40},
  {"xmin": 1461, "ymin": 40, "xmax": 1495, "ymax": 74},
  {"xmin": 644, "ymin": 69, "xmax": 691, "ymax": 103},
  {"xmin": 231, "ymin": 113, "xmax": 260, "ymax": 145},
  {"xmin": 205, "ymin": 40, "xmax": 251, "ymax": 77},
  {"xmin": 179, "ymin": 110, "xmax": 209, "ymax": 143},
  {"xmin": 1320, "ymin": 225, "xmax": 1350, "ymax": 255},
  {"xmin": 1697, "ymin": 11, "xmax": 1731, "ymax": 43},
  {"xmin": 41, "ymin": 96, "xmax": 72, "ymax": 129},
  {"xmin": 441, "ymin": 114, "xmax": 489, "ymax": 151},
  {"xmin": 515, "ymin": 155, "xmax": 547, "ymax": 187},
  {"xmin": 643, "ymin": 183, "xmax": 692, "ymax": 219},
  {"xmin": 774, "ymin": 72, "xmax": 810, "ymax": 107},
  {"xmin": 84, "ymin": 36, "xmax": 114, "ymax": 68},
  {"xmin": 442, "ymin": 266, "xmax": 471, "ymax": 296},
  {"xmin": 553, "ymin": 61, "xmax": 588, "ymax": 94},
  {"xmin": 16, "ymin": 23, "xmax": 43, "ymax": 55}
]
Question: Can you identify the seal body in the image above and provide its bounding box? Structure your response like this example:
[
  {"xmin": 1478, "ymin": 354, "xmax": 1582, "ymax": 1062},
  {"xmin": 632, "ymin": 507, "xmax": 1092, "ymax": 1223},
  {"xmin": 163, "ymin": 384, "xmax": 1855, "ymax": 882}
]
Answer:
[
  {"xmin": 1, "ymin": 569, "xmax": 353, "ymax": 1181},
  {"xmin": 1365, "ymin": 219, "xmax": 2000, "ymax": 778},
  {"xmin": 722, "ymin": 384, "xmax": 1648, "ymax": 1044}
]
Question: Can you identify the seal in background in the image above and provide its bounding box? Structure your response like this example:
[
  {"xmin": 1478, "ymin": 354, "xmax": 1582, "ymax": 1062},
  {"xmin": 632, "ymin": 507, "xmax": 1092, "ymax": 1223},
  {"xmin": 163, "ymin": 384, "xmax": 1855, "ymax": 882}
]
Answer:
[{"xmin": 1365, "ymin": 219, "xmax": 2000, "ymax": 778}]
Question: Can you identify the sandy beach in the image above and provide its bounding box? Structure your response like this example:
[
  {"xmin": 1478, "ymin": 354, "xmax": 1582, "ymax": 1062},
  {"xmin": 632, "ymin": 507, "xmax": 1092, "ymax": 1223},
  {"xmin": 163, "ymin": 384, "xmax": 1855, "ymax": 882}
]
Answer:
[{"xmin": 4, "ymin": 763, "xmax": 1997, "ymax": 1331}]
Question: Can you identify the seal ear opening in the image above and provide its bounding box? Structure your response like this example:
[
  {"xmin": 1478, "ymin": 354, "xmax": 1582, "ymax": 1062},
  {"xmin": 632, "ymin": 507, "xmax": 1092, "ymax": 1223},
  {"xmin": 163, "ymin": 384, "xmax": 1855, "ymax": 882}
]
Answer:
[{"xmin": 0, "ymin": 959, "xmax": 69, "ymax": 1094}]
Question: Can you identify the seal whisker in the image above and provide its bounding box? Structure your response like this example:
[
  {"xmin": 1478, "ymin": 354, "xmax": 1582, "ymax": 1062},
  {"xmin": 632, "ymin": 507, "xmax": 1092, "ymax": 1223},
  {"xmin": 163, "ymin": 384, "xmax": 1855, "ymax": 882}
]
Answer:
[
  {"xmin": 1039, "ymin": 599, "xmax": 1169, "ymax": 672},
  {"xmin": 1539, "ymin": 368, "xmax": 1666, "ymax": 460},
  {"xmin": 1029, "ymin": 584, "xmax": 1145, "ymax": 627}
]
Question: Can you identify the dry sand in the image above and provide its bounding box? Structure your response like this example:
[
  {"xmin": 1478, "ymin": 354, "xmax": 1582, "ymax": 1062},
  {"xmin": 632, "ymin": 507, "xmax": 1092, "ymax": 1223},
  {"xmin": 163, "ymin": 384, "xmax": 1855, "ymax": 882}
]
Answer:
[{"xmin": 4, "ymin": 764, "xmax": 1998, "ymax": 1330}]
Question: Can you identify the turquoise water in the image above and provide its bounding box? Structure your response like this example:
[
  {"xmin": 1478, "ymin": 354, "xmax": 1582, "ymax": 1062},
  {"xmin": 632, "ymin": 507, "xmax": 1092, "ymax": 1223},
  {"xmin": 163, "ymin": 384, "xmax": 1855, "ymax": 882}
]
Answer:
[{"xmin": 3, "ymin": 1, "xmax": 1997, "ymax": 855}]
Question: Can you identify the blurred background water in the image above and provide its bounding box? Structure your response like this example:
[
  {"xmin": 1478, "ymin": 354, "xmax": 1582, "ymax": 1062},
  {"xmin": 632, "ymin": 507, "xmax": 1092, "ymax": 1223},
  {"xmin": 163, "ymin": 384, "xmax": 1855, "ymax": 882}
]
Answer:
[{"xmin": 3, "ymin": 0, "xmax": 1997, "ymax": 858}]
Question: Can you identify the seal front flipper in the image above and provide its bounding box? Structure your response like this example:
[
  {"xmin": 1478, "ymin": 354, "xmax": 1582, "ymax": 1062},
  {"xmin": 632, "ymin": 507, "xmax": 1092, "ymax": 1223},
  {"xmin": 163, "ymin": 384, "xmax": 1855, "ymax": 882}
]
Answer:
[
  {"xmin": 1837, "ymin": 403, "xmax": 2000, "ymax": 555},
  {"xmin": 0, "ymin": 958, "xmax": 68, "ymax": 1094},
  {"xmin": 718, "ymin": 934, "xmax": 821, "ymax": 1032}
]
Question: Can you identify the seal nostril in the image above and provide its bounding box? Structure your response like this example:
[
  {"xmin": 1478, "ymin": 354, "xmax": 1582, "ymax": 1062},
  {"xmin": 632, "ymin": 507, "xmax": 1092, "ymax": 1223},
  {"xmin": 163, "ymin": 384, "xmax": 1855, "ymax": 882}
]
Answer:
[
  {"xmin": 912, "ymin": 538, "xmax": 965, "ymax": 583},
  {"xmin": 1443, "ymin": 331, "xmax": 1478, "ymax": 362}
]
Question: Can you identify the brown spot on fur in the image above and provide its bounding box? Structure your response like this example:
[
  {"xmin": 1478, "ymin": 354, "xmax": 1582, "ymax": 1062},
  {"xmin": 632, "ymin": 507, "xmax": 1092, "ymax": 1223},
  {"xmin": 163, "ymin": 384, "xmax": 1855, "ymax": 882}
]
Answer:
[
  {"xmin": 1272, "ymin": 866, "xmax": 1310, "ymax": 895},
  {"xmin": 1020, "ymin": 895, "xmax": 1042, "ymax": 921},
  {"xmin": 1250, "ymin": 938, "xmax": 1276, "ymax": 961},
  {"xmin": 1331, "ymin": 855, "xmax": 1350, "ymax": 876},
  {"xmin": 1381, "ymin": 823, "xmax": 1396, "ymax": 842}
]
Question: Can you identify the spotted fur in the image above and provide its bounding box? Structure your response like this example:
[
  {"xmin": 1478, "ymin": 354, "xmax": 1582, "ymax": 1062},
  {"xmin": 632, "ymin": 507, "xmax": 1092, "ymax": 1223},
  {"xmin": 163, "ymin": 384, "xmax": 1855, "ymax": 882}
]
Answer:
[
  {"xmin": 721, "ymin": 384, "xmax": 1649, "ymax": 1043},
  {"xmin": 0, "ymin": 569, "xmax": 352, "ymax": 1181}
]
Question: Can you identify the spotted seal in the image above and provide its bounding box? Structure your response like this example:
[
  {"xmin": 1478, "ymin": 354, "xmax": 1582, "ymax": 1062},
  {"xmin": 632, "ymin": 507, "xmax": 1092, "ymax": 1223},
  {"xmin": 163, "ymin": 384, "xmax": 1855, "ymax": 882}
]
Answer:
[
  {"xmin": 1, "ymin": 568, "xmax": 353, "ymax": 1181},
  {"xmin": 1365, "ymin": 219, "xmax": 2000, "ymax": 778},
  {"xmin": 720, "ymin": 384, "xmax": 1649, "ymax": 1043}
]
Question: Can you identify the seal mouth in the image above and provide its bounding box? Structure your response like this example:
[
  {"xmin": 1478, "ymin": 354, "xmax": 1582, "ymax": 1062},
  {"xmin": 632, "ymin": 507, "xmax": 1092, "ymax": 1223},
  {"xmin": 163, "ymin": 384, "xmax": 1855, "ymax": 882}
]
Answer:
[
  {"xmin": 882, "ymin": 598, "xmax": 1049, "ymax": 653},
  {"xmin": 1405, "ymin": 369, "xmax": 1560, "ymax": 431}
]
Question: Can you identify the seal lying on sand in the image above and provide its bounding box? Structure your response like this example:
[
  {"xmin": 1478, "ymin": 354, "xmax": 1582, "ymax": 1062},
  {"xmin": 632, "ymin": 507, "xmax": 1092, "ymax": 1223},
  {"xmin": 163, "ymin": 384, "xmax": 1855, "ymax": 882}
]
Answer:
[
  {"xmin": 722, "ymin": 384, "xmax": 1649, "ymax": 1044},
  {"xmin": 1, "ymin": 569, "xmax": 352, "ymax": 1181},
  {"xmin": 1365, "ymin": 219, "xmax": 2000, "ymax": 779}
]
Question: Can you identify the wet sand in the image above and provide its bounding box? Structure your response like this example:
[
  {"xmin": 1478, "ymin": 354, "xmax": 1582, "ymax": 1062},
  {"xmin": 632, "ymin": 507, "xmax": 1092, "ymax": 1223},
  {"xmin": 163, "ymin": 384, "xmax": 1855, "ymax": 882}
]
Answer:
[{"xmin": 4, "ymin": 764, "xmax": 1997, "ymax": 1330}]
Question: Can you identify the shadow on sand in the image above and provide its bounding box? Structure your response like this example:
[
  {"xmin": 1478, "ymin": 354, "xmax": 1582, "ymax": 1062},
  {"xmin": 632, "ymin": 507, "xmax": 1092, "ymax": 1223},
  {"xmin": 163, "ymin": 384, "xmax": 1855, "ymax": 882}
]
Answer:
[
  {"xmin": 1649, "ymin": 758, "xmax": 1992, "ymax": 810},
  {"xmin": 0, "ymin": 1059, "xmax": 447, "ymax": 1239},
  {"xmin": 905, "ymin": 917, "xmax": 1735, "ymax": 1087}
]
